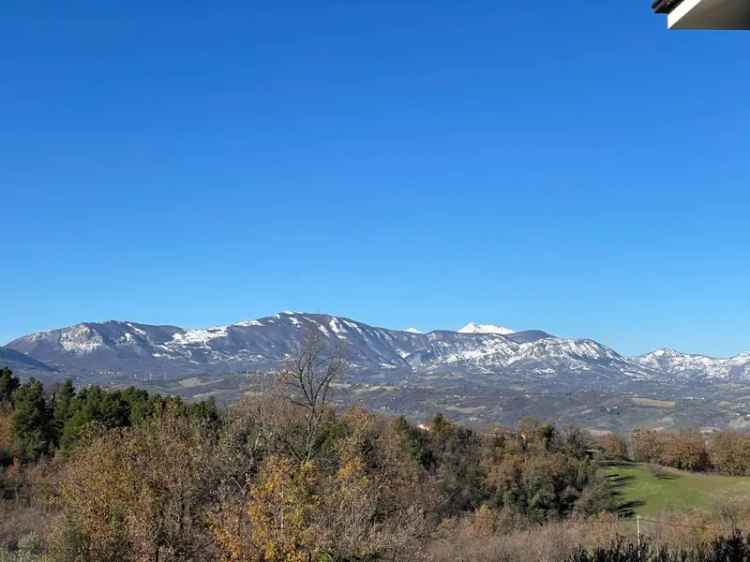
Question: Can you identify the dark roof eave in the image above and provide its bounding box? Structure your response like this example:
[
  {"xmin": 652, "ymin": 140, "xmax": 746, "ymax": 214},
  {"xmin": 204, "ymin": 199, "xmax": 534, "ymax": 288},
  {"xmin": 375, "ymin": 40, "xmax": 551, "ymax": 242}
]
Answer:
[{"xmin": 652, "ymin": 0, "xmax": 687, "ymax": 14}]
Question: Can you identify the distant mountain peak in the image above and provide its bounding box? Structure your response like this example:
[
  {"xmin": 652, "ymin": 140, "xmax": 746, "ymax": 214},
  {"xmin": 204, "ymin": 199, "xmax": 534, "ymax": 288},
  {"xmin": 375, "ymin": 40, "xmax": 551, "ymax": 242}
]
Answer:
[
  {"xmin": 641, "ymin": 348, "xmax": 713, "ymax": 360},
  {"xmin": 648, "ymin": 348, "xmax": 680, "ymax": 357},
  {"xmin": 633, "ymin": 347, "xmax": 750, "ymax": 381},
  {"xmin": 404, "ymin": 328, "xmax": 423, "ymax": 334},
  {"xmin": 458, "ymin": 322, "xmax": 515, "ymax": 335}
]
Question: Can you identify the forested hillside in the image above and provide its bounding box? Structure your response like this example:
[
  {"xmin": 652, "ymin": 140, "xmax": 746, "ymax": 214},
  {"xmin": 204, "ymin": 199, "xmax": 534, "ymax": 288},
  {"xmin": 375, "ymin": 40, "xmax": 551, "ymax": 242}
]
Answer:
[{"xmin": 4, "ymin": 337, "xmax": 750, "ymax": 561}]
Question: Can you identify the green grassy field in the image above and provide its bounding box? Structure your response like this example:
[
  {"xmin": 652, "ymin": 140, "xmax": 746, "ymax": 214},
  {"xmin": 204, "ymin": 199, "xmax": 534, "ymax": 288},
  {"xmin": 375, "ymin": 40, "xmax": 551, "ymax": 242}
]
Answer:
[{"xmin": 603, "ymin": 463, "xmax": 750, "ymax": 518}]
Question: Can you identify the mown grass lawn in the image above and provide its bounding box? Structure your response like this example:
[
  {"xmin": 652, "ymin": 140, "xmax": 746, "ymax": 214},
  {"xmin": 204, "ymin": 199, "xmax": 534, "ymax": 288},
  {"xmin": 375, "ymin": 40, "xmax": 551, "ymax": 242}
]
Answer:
[{"xmin": 603, "ymin": 462, "xmax": 750, "ymax": 519}]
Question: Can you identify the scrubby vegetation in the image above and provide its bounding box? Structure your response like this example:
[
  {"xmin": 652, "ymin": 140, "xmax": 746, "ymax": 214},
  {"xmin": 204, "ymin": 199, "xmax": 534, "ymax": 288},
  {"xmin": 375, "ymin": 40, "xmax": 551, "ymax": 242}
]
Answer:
[
  {"xmin": 6, "ymin": 344, "xmax": 750, "ymax": 561},
  {"xmin": 570, "ymin": 533, "xmax": 750, "ymax": 562}
]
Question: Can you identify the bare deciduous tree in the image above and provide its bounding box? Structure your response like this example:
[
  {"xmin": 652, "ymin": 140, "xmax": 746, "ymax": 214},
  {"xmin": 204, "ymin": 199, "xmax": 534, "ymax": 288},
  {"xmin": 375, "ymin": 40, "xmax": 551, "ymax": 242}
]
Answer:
[{"xmin": 277, "ymin": 329, "xmax": 347, "ymax": 462}]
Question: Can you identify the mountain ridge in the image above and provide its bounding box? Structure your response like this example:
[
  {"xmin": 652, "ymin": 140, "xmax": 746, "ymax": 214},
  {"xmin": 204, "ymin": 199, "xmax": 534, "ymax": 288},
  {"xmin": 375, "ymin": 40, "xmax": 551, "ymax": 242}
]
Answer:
[
  {"xmin": 0, "ymin": 347, "xmax": 57, "ymax": 374},
  {"xmin": 3, "ymin": 312, "xmax": 749, "ymax": 387}
]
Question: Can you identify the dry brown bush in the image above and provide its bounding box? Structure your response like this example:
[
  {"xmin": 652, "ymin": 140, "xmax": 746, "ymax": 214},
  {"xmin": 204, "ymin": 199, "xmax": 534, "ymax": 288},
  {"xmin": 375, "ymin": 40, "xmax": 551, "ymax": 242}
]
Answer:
[
  {"xmin": 48, "ymin": 411, "xmax": 218, "ymax": 562},
  {"xmin": 424, "ymin": 506, "xmax": 750, "ymax": 562},
  {"xmin": 426, "ymin": 511, "xmax": 623, "ymax": 562},
  {"xmin": 0, "ymin": 504, "xmax": 50, "ymax": 552},
  {"xmin": 0, "ymin": 456, "xmax": 60, "ymax": 552}
]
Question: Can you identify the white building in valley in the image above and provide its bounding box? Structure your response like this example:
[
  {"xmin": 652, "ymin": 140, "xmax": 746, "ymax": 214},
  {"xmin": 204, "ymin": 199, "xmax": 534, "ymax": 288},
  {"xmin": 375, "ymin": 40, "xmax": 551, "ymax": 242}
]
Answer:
[{"xmin": 653, "ymin": 0, "xmax": 750, "ymax": 29}]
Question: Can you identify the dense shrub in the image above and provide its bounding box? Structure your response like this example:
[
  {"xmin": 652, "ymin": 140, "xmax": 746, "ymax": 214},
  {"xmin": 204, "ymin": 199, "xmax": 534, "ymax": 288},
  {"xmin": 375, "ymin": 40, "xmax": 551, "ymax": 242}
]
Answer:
[
  {"xmin": 484, "ymin": 421, "xmax": 611, "ymax": 522},
  {"xmin": 50, "ymin": 410, "xmax": 218, "ymax": 562}
]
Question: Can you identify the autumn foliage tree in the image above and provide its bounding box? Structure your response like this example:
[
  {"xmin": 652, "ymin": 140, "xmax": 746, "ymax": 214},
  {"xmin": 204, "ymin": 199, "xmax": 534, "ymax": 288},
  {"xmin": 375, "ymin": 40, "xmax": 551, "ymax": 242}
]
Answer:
[
  {"xmin": 632, "ymin": 428, "xmax": 710, "ymax": 472},
  {"xmin": 710, "ymin": 431, "xmax": 750, "ymax": 476},
  {"xmin": 211, "ymin": 455, "xmax": 322, "ymax": 562},
  {"xmin": 631, "ymin": 429, "xmax": 665, "ymax": 464},
  {"xmin": 209, "ymin": 408, "xmax": 428, "ymax": 562},
  {"xmin": 597, "ymin": 433, "xmax": 629, "ymax": 461},
  {"xmin": 483, "ymin": 420, "xmax": 609, "ymax": 522},
  {"xmin": 51, "ymin": 408, "xmax": 219, "ymax": 562},
  {"xmin": 661, "ymin": 429, "xmax": 711, "ymax": 472}
]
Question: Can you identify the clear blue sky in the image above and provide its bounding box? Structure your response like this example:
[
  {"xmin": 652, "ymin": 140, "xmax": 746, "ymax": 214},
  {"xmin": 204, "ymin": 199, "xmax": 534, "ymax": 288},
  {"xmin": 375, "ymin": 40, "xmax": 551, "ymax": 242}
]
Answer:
[{"xmin": 2, "ymin": 2, "xmax": 748, "ymax": 357}]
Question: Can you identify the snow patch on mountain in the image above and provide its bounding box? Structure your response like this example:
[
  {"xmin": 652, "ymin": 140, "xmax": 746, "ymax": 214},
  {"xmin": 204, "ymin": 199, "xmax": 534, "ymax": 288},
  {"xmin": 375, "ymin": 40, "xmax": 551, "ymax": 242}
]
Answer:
[
  {"xmin": 59, "ymin": 325, "xmax": 105, "ymax": 355},
  {"xmin": 171, "ymin": 326, "xmax": 228, "ymax": 346},
  {"xmin": 234, "ymin": 320, "xmax": 263, "ymax": 327},
  {"xmin": 458, "ymin": 322, "xmax": 515, "ymax": 335}
]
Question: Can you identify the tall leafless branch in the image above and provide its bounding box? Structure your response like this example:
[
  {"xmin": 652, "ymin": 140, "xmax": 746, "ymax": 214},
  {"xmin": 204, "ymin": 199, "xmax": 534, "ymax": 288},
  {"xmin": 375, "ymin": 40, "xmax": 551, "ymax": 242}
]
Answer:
[{"xmin": 277, "ymin": 328, "xmax": 347, "ymax": 462}]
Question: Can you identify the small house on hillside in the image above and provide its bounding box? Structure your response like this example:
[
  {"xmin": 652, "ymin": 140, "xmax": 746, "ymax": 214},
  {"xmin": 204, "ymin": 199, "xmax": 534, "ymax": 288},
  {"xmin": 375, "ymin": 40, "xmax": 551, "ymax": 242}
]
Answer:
[{"xmin": 652, "ymin": 0, "xmax": 750, "ymax": 29}]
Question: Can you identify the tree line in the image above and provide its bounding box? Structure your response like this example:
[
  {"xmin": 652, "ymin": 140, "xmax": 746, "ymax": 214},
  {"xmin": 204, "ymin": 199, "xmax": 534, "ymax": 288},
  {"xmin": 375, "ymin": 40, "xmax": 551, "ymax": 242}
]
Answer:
[
  {"xmin": 0, "ymin": 367, "xmax": 218, "ymax": 465},
  {"xmin": 598, "ymin": 426, "xmax": 750, "ymax": 476}
]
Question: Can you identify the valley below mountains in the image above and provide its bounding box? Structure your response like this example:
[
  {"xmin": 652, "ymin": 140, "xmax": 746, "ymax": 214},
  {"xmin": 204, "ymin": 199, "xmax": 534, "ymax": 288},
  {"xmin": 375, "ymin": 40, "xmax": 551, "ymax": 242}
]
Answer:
[{"xmin": 4, "ymin": 312, "xmax": 750, "ymax": 433}]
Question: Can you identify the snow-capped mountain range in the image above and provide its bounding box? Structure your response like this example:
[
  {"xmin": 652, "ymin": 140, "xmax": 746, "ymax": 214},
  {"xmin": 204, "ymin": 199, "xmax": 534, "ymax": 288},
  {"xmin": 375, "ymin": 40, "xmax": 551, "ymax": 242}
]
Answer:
[
  {"xmin": 633, "ymin": 348, "xmax": 750, "ymax": 380},
  {"xmin": 2, "ymin": 312, "xmax": 749, "ymax": 388}
]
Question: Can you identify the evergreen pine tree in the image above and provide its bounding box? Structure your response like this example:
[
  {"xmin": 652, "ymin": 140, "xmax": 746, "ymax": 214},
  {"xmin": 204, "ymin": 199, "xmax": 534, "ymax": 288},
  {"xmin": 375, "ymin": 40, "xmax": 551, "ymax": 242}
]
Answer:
[
  {"xmin": 0, "ymin": 368, "xmax": 20, "ymax": 404},
  {"xmin": 12, "ymin": 378, "xmax": 54, "ymax": 460},
  {"xmin": 52, "ymin": 379, "xmax": 76, "ymax": 446}
]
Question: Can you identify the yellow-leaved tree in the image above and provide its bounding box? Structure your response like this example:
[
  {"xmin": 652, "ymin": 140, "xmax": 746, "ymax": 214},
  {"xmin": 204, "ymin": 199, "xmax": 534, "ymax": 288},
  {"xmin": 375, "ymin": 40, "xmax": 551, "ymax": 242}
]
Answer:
[{"xmin": 211, "ymin": 455, "xmax": 323, "ymax": 562}]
